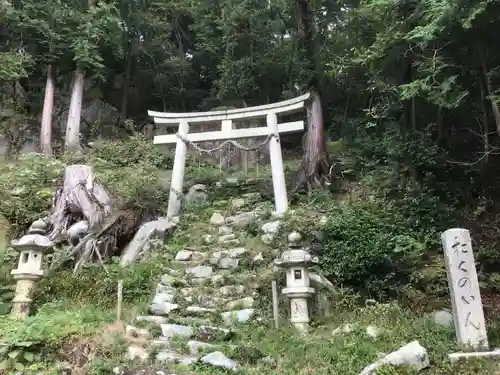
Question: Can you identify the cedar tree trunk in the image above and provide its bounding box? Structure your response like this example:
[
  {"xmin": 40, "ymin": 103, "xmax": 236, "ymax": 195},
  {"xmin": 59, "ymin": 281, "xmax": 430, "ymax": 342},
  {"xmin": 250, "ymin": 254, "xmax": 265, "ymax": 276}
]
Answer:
[{"xmin": 40, "ymin": 65, "xmax": 55, "ymax": 155}]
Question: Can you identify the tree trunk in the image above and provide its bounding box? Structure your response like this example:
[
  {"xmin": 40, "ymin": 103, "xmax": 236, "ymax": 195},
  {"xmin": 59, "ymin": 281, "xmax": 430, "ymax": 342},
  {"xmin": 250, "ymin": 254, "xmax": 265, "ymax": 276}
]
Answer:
[
  {"xmin": 65, "ymin": 68, "xmax": 85, "ymax": 152},
  {"xmin": 436, "ymin": 107, "xmax": 443, "ymax": 145},
  {"xmin": 479, "ymin": 79, "xmax": 490, "ymax": 185},
  {"xmin": 294, "ymin": 0, "xmax": 329, "ymax": 192},
  {"xmin": 294, "ymin": 91, "xmax": 330, "ymax": 191},
  {"xmin": 40, "ymin": 65, "xmax": 55, "ymax": 156},
  {"xmin": 478, "ymin": 44, "xmax": 500, "ymax": 136},
  {"xmin": 296, "ymin": 0, "xmax": 316, "ymax": 87},
  {"xmin": 120, "ymin": 53, "xmax": 132, "ymax": 119}
]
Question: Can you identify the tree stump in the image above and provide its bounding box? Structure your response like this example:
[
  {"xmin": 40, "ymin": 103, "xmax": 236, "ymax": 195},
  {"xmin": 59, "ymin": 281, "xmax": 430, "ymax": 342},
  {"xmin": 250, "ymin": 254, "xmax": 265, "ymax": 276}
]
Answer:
[
  {"xmin": 48, "ymin": 164, "xmax": 113, "ymax": 241},
  {"xmin": 47, "ymin": 164, "xmax": 116, "ymax": 273}
]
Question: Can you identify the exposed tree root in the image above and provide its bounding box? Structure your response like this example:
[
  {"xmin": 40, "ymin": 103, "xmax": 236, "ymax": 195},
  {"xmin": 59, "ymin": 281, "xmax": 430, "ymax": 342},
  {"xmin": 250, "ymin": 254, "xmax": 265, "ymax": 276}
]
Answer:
[
  {"xmin": 46, "ymin": 165, "xmax": 140, "ymax": 274},
  {"xmin": 293, "ymin": 91, "xmax": 332, "ymax": 193}
]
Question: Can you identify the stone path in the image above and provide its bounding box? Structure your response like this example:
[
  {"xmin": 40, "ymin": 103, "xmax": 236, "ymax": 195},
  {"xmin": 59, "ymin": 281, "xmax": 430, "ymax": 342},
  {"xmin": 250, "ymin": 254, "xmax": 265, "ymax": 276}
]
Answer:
[{"xmin": 123, "ymin": 192, "xmax": 278, "ymax": 372}]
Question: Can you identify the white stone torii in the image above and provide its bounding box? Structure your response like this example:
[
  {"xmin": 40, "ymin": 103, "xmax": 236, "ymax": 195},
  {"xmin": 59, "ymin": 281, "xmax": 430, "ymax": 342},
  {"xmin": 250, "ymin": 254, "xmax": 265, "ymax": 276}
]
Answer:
[{"xmin": 148, "ymin": 92, "xmax": 311, "ymax": 218}]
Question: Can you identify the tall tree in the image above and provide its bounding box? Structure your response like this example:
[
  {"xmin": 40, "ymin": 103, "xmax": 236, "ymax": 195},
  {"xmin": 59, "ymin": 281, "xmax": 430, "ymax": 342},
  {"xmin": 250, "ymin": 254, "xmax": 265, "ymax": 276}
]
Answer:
[
  {"xmin": 10, "ymin": 0, "xmax": 70, "ymax": 155},
  {"xmin": 294, "ymin": 0, "xmax": 330, "ymax": 191},
  {"xmin": 65, "ymin": 0, "xmax": 122, "ymax": 152}
]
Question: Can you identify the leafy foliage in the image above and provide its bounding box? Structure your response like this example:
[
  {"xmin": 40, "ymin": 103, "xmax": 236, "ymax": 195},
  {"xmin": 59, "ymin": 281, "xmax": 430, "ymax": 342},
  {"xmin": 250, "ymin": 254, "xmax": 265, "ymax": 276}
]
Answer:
[
  {"xmin": 0, "ymin": 154, "xmax": 65, "ymax": 232},
  {"xmin": 0, "ymin": 340, "xmax": 36, "ymax": 372},
  {"xmin": 0, "ymin": 302, "xmax": 114, "ymax": 372},
  {"xmin": 87, "ymin": 134, "xmax": 172, "ymax": 169},
  {"xmin": 320, "ymin": 200, "xmax": 434, "ymax": 297},
  {"xmin": 1, "ymin": 0, "xmax": 500, "ymax": 369},
  {"xmin": 36, "ymin": 254, "xmax": 169, "ymax": 308}
]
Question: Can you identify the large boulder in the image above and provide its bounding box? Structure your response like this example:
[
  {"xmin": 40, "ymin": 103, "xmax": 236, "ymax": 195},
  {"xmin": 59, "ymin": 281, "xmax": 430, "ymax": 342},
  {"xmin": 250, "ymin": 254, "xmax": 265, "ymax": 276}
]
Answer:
[
  {"xmin": 120, "ymin": 218, "xmax": 177, "ymax": 266},
  {"xmin": 185, "ymin": 184, "xmax": 208, "ymax": 203},
  {"xmin": 57, "ymin": 98, "xmax": 121, "ymax": 138}
]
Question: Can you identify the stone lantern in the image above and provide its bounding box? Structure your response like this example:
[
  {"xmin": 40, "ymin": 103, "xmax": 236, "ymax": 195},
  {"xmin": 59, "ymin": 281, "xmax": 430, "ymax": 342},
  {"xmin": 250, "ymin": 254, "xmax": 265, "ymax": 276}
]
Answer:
[
  {"xmin": 274, "ymin": 232, "xmax": 318, "ymax": 333},
  {"xmin": 10, "ymin": 219, "xmax": 54, "ymax": 319}
]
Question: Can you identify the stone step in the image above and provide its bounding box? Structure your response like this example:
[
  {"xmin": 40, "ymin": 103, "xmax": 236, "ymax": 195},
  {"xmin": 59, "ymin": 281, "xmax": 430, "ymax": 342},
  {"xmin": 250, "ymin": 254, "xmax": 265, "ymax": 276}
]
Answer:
[
  {"xmin": 176, "ymin": 247, "xmax": 251, "ymax": 266},
  {"xmin": 125, "ymin": 325, "xmax": 151, "ymax": 340},
  {"xmin": 217, "ymin": 234, "xmax": 240, "ymax": 246},
  {"xmin": 139, "ymin": 315, "xmax": 212, "ymax": 329},
  {"xmin": 126, "ymin": 340, "xmax": 257, "ymax": 372},
  {"xmin": 187, "ymin": 340, "xmax": 218, "ymax": 356},
  {"xmin": 182, "ymin": 292, "xmax": 228, "ymax": 308},
  {"xmin": 219, "ymin": 284, "xmax": 246, "ymax": 297},
  {"xmin": 198, "ymin": 325, "xmax": 232, "ymax": 342},
  {"xmin": 225, "ymin": 297, "xmax": 255, "ymax": 310},
  {"xmin": 158, "ymin": 322, "xmax": 233, "ymax": 343},
  {"xmin": 160, "ymin": 323, "xmax": 194, "ymax": 339},
  {"xmin": 221, "ymin": 308, "xmax": 255, "ymax": 325},
  {"xmin": 135, "ymin": 315, "xmax": 169, "ymax": 326},
  {"xmin": 175, "ymin": 249, "xmax": 207, "ymax": 262},
  {"xmin": 154, "ymin": 345, "xmax": 240, "ymax": 370},
  {"xmin": 178, "ymin": 249, "xmax": 212, "ymax": 261},
  {"xmin": 156, "ymin": 350, "xmax": 197, "ymax": 366},
  {"xmin": 200, "ymin": 351, "xmax": 240, "ymax": 370},
  {"xmin": 126, "ymin": 345, "xmax": 150, "ymax": 361},
  {"xmin": 186, "ymin": 265, "xmax": 214, "ymax": 279},
  {"xmin": 169, "ymin": 316, "xmax": 213, "ymax": 327},
  {"xmin": 185, "ymin": 306, "xmax": 217, "ymax": 315}
]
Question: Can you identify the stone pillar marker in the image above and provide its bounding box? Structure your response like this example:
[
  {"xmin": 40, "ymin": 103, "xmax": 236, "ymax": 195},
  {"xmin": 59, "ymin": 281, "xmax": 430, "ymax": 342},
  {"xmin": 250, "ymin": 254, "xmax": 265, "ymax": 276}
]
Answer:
[
  {"xmin": 10, "ymin": 219, "xmax": 54, "ymax": 320},
  {"xmin": 274, "ymin": 231, "xmax": 318, "ymax": 333},
  {"xmin": 441, "ymin": 228, "xmax": 488, "ymax": 349}
]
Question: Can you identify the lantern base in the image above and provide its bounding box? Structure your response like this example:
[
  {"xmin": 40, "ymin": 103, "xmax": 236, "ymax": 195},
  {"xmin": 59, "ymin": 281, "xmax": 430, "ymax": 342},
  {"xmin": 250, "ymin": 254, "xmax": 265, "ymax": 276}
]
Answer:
[
  {"xmin": 292, "ymin": 322, "xmax": 310, "ymax": 333},
  {"xmin": 289, "ymin": 297, "xmax": 311, "ymax": 333},
  {"xmin": 10, "ymin": 277, "xmax": 39, "ymax": 320}
]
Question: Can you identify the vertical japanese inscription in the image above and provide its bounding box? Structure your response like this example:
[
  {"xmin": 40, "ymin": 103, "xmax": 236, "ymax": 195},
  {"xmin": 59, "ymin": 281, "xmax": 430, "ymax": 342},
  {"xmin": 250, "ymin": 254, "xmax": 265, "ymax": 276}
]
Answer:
[
  {"xmin": 442, "ymin": 228, "xmax": 488, "ymax": 349},
  {"xmin": 291, "ymin": 299, "xmax": 307, "ymax": 321},
  {"xmin": 453, "ymin": 238, "xmax": 480, "ymax": 331}
]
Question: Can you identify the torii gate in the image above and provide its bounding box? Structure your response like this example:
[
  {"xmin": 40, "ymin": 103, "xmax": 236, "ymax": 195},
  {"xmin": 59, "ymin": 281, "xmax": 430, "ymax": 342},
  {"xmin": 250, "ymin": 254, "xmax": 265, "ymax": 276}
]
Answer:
[{"xmin": 149, "ymin": 93, "xmax": 311, "ymax": 218}]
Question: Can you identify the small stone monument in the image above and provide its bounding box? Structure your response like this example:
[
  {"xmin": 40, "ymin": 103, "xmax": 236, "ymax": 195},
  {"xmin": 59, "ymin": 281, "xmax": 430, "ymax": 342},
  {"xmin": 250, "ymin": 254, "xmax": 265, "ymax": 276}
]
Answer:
[
  {"xmin": 442, "ymin": 228, "xmax": 493, "ymax": 358},
  {"xmin": 274, "ymin": 231, "xmax": 318, "ymax": 333},
  {"xmin": 10, "ymin": 219, "xmax": 54, "ymax": 319}
]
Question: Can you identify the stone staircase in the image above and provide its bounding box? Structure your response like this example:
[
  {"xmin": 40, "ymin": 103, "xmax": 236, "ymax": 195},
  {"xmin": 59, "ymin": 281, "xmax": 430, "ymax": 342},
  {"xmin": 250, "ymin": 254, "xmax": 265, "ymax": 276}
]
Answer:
[{"xmin": 122, "ymin": 192, "xmax": 282, "ymax": 372}]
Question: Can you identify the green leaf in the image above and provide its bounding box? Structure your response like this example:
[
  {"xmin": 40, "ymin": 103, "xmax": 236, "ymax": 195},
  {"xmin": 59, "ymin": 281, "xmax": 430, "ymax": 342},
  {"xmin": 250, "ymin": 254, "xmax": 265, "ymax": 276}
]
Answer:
[
  {"xmin": 8, "ymin": 350, "xmax": 20, "ymax": 359},
  {"xmin": 16, "ymin": 341, "xmax": 34, "ymax": 347},
  {"xmin": 15, "ymin": 361, "xmax": 25, "ymax": 371},
  {"xmin": 23, "ymin": 351, "xmax": 34, "ymax": 362},
  {"xmin": 0, "ymin": 360, "xmax": 8, "ymax": 369},
  {"xmin": 0, "ymin": 302, "xmax": 10, "ymax": 315}
]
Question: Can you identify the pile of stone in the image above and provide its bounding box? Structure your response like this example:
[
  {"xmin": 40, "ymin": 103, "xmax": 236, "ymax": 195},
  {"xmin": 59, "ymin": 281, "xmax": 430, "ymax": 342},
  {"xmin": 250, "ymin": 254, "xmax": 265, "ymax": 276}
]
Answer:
[{"xmin": 123, "ymin": 194, "xmax": 278, "ymax": 372}]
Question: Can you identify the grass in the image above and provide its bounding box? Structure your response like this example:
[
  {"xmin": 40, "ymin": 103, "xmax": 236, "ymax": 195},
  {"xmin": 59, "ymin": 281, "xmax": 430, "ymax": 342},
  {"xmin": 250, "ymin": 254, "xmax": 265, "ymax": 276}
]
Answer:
[
  {"xmin": 0, "ymin": 301, "xmax": 124, "ymax": 373},
  {"xmin": 2, "ymin": 299, "xmax": 500, "ymax": 374},
  {"xmin": 186, "ymin": 303, "xmax": 500, "ymax": 375},
  {"xmin": 1, "ymin": 149, "xmax": 500, "ymax": 374}
]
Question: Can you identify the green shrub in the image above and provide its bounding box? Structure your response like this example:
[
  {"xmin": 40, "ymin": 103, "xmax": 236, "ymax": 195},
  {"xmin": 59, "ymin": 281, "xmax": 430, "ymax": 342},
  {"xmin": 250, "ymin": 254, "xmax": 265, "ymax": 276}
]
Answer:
[
  {"xmin": 0, "ymin": 137, "xmax": 175, "ymax": 231},
  {"xmin": 0, "ymin": 154, "xmax": 66, "ymax": 233},
  {"xmin": 87, "ymin": 135, "xmax": 175, "ymax": 217},
  {"xmin": 95, "ymin": 160, "xmax": 170, "ymax": 217},
  {"xmin": 87, "ymin": 134, "xmax": 173, "ymax": 169},
  {"xmin": 320, "ymin": 200, "xmax": 435, "ymax": 298},
  {"xmin": 0, "ymin": 302, "xmax": 112, "ymax": 372}
]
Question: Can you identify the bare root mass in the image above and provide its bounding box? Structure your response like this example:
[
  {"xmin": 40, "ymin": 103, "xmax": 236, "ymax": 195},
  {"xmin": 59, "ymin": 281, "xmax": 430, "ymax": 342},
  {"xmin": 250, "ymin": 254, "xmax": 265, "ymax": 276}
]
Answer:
[{"xmin": 47, "ymin": 164, "xmax": 139, "ymax": 273}]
